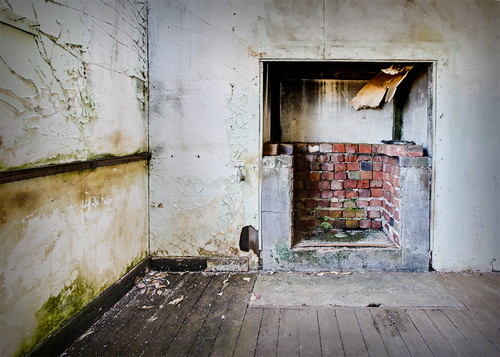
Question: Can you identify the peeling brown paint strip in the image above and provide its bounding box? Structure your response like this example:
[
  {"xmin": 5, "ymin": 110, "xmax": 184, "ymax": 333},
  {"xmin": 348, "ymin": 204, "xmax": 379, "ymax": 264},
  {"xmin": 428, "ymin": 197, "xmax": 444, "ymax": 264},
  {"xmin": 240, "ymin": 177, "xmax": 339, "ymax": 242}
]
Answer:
[
  {"xmin": 27, "ymin": 256, "xmax": 151, "ymax": 357},
  {"xmin": 0, "ymin": 153, "xmax": 151, "ymax": 184},
  {"xmin": 349, "ymin": 65, "xmax": 415, "ymax": 110}
]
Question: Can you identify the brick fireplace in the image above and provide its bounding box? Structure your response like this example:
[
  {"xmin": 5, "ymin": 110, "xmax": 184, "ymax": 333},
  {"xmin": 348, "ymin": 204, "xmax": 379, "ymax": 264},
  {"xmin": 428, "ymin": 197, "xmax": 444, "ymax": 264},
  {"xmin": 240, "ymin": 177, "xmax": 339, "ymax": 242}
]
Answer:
[{"xmin": 260, "ymin": 61, "xmax": 433, "ymax": 271}]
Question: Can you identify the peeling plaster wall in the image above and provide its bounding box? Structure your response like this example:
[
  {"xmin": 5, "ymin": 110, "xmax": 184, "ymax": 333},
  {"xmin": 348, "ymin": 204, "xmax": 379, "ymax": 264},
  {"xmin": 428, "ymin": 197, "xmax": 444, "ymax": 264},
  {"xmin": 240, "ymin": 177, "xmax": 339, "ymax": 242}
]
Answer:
[
  {"xmin": 0, "ymin": 1, "xmax": 149, "ymax": 355},
  {"xmin": 149, "ymin": 0, "xmax": 499, "ymax": 271},
  {"xmin": 0, "ymin": 162, "xmax": 149, "ymax": 357},
  {"xmin": 0, "ymin": 0, "xmax": 148, "ymax": 170}
]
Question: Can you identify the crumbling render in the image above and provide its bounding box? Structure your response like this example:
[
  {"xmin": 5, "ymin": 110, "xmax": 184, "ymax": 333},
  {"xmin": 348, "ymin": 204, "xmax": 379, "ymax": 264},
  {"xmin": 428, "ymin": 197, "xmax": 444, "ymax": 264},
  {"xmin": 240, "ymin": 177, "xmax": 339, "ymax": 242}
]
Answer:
[{"xmin": 349, "ymin": 65, "xmax": 415, "ymax": 110}]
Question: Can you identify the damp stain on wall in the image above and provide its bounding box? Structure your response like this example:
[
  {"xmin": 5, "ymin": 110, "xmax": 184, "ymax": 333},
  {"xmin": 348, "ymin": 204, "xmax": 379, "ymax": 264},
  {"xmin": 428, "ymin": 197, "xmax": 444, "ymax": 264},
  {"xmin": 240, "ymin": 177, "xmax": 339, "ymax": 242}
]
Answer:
[{"xmin": 0, "ymin": 162, "xmax": 149, "ymax": 356}]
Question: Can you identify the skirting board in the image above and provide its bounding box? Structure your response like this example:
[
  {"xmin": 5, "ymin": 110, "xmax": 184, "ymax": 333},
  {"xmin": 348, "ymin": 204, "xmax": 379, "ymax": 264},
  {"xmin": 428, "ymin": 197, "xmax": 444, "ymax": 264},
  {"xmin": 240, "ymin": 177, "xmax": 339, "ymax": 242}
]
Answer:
[
  {"xmin": 27, "ymin": 256, "xmax": 151, "ymax": 357},
  {"xmin": 27, "ymin": 255, "xmax": 249, "ymax": 356}
]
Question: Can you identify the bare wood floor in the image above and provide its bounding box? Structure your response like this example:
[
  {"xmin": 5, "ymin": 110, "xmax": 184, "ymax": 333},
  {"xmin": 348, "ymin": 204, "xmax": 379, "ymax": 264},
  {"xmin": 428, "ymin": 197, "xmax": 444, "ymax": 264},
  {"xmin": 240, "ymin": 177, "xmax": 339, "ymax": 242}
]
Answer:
[{"xmin": 62, "ymin": 272, "xmax": 499, "ymax": 357}]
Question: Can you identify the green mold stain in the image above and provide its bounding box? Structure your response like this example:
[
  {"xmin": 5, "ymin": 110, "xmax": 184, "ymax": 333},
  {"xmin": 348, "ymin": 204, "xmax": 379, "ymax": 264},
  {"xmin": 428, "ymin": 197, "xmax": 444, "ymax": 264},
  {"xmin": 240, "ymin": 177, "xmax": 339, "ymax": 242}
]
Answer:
[{"xmin": 15, "ymin": 275, "xmax": 100, "ymax": 357}]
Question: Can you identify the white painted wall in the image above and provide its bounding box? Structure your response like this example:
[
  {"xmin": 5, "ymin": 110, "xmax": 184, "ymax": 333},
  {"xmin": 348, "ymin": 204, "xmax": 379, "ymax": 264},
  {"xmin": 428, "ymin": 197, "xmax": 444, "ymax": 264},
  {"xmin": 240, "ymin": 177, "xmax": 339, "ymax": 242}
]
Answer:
[{"xmin": 149, "ymin": 0, "xmax": 499, "ymax": 271}]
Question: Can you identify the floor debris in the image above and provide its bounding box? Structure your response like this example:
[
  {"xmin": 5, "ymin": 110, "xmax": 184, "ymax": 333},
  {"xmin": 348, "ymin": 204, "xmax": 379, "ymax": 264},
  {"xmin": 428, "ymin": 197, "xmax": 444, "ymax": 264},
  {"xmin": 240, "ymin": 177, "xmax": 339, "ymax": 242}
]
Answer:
[{"xmin": 168, "ymin": 296, "xmax": 184, "ymax": 305}]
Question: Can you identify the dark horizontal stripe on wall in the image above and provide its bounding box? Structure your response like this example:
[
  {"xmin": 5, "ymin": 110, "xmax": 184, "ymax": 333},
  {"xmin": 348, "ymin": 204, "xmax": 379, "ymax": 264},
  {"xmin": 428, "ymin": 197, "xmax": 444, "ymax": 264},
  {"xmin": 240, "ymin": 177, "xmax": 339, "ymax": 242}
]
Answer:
[{"xmin": 0, "ymin": 153, "xmax": 151, "ymax": 184}]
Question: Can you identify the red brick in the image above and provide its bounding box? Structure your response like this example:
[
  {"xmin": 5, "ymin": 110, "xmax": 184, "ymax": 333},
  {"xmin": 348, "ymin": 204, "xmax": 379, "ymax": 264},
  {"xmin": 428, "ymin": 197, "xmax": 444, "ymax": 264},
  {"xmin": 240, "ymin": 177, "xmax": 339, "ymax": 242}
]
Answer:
[
  {"xmin": 334, "ymin": 172, "xmax": 347, "ymax": 180},
  {"xmin": 373, "ymin": 171, "xmax": 384, "ymax": 180},
  {"xmin": 330, "ymin": 181, "xmax": 343, "ymax": 190},
  {"xmin": 343, "ymin": 210, "xmax": 356, "ymax": 218},
  {"xmin": 393, "ymin": 198, "xmax": 400, "ymax": 209},
  {"xmin": 383, "ymin": 211, "xmax": 390, "ymax": 221},
  {"xmin": 330, "ymin": 201, "xmax": 343, "ymax": 208},
  {"xmin": 383, "ymin": 181, "xmax": 391, "ymax": 191},
  {"xmin": 358, "ymin": 144, "xmax": 372, "ymax": 153},
  {"xmin": 347, "ymin": 162, "xmax": 360, "ymax": 171},
  {"xmin": 334, "ymin": 190, "xmax": 346, "ymax": 199},
  {"xmin": 296, "ymin": 172, "xmax": 308, "ymax": 181},
  {"xmin": 359, "ymin": 189, "xmax": 370, "ymax": 198},
  {"xmin": 309, "ymin": 189, "xmax": 321, "ymax": 198},
  {"xmin": 344, "ymin": 201, "xmax": 356, "ymax": 209},
  {"xmin": 310, "ymin": 162, "xmax": 321, "ymax": 171},
  {"xmin": 346, "ymin": 220, "xmax": 358, "ymax": 229},
  {"xmin": 309, "ymin": 172, "xmax": 321, "ymax": 181},
  {"xmin": 305, "ymin": 154, "xmax": 316, "ymax": 162},
  {"xmin": 332, "ymin": 144, "xmax": 345, "ymax": 152},
  {"xmin": 344, "ymin": 154, "xmax": 357, "ymax": 162},
  {"xmin": 357, "ymin": 200, "xmax": 369, "ymax": 208},
  {"xmin": 333, "ymin": 220, "xmax": 346, "ymax": 229},
  {"xmin": 383, "ymin": 172, "xmax": 390, "ymax": 181},
  {"xmin": 358, "ymin": 155, "xmax": 371, "ymax": 161},
  {"xmin": 296, "ymin": 190, "xmax": 308, "ymax": 198},
  {"xmin": 370, "ymin": 199, "xmax": 383, "ymax": 207},
  {"xmin": 357, "ymin": 180, "xmax": 370, "ymax": 189},
  {"xmin": 294, "ymin": 180, "xmax": 304, "ymax": 190},
  {"xmin": 372, "ymin": 162, "xmax": 383, "ymax": 171},
  {"xmin": 296, "ymin": 209, "xmax": 308, "ymax": 218},
  {"xmin": 305, "ymin": 199, "xmax": 317, "ymax": 208},
  {"xmin": 394, "ymin": 189, "xmax": 400, "ymax": 200},
  {"xmin": 345, "ymin": 144, "xmax": 358, "ymax": 153},
  {"xmin": 321, "ymin": 190, "xmax": 334, "ymax": 199},
  {"xmin": 344, "ymin": 180, "xmax": 357, "ymax": 189},
  {"xmin": 318, "ymin": 181, "xmax": 330, "ymax": 190},
  {"xmin": 335, "ymin": 163, "xmax": 347, "ymax": 171},
  {"xmin": 368, "ymin": 210, "xmax": 381, "ymax": 219},
  {"xmin": 330, "ymin": 153, "xmax": 344, "ymax": 162},
  {"xmin": 360, "ymin": 171, "xmax": 373, "ymax": 180},
  {"xmin": 296, "ymin": 162, "xmax": 308, "ymax": 171},
  {"xmin": 393, "ymin": 233, "xmax": 400, "ymax": 246},
  {"xmin": 295, "ymin": 154, "xmax": 305, "ymax": 162},
  {"xmin": 372, "ymin": 220, "xmax": 382, "ymax": 230},
  {"xmin": 322, "ymin": 172, "xmax": 334, "ymax": 180},
  {"xmin": 308, "ymin": 219, "xmax": 321, "ymax": 228},
  {"xmin": 330, "ymin": 210, "xmax": 342, "ymax": 218},
  {"xmin": 383, "ymin": 163, "xmax": 391, "ymax": 172},
  {"xmin": 320, "ymin": 143, "xmax": 333, "ymax": 152},
  {"xmin": 371, "ymin": 189, "xmax": 383, "ymax": 197},
  {"xmin": 317, "ymin": 200, "xmax": 330, "ymax": 208},
  {"xmin": 346, "ymin": 190, "xmax": 358, "ymax": 199},
  {"xmin": 370, "ymin": 180, "xmax": 383, "ymax": 188},
  {"xmin": 391, "ymin": 166, "xmax": 400, "ymax": 176},
  {"xmin": 356, "ymin": 210, "xmax": 367, "ymax": 218},
  {"xmin": 317, "ymin": 210, "xmax": 329, "ymax": 217},
  {"xmin": 394, "ymin": 209, "xmax": 400, "ymax": 221},
  {"xmin": 372, "ymin": 155, "xmax": 385, "ymax": 162},
  {"xmin": 294, "ymin": 143, "xmax": 308, "ymax": 153},
  {"xmin": 359, "ymin": 220, "xmax": 372, "ymax": 229},
  {"xmin": 391, "ymin": 176, "xmax": 400, "ymax": 187},
  {"xmin": 388, "ymin": 157, "xmax": 399, "ymax": 166},
  {"xmin": 305, "ymin": 181, "xmax": 318, "ymax": 189},
  {"xmin": 318, "ymin": 154, "xmax": 330, "ymax": 162},
  {"xmin": 321, "ymin": 163, "xmax": 334, "ymax": 171}
]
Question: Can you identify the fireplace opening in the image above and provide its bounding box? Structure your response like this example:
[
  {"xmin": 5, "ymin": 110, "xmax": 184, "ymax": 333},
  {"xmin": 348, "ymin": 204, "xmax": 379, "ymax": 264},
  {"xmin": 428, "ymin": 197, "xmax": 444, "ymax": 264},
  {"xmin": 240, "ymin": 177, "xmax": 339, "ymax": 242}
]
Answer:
[{"xmin": 262, "ymin": 61, "xmax": 432, "ymax": 257}]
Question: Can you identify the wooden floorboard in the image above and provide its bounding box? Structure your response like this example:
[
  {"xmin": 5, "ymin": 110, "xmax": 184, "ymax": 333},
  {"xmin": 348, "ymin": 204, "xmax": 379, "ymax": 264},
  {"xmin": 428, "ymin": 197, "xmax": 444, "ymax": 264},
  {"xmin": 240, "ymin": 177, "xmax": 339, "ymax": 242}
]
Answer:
[
  {"xmin": 277, "ymin": 309, "xmax": 299, "ymax": 357},
  {"xmin": 317, "ymin": 309, "xmax": 344, "ymax": 357},
  {"xmin": 233, "ymin": 307, "xmax": 263, "ymax": 357},
  {"xmin": 370, "ymin": 309, "xmax": 411, "ymax": 357},
  {"xmin": 355, "ymin": 309, "xmax": 389, "ymax": 357},
  {"xmin": 255, "ymin": 308, "xmax": 280, "ymax": 357},
  {"xmin": 61, "ymin": 272, "xmax": 500, "ymax": 357},
  {"xmin": 298, "ymin": 309, "xmax": 322, "ymax": 357},
  {"xmin": 336, "ymin": 309, "xmax": 369, "ymax": 357}
]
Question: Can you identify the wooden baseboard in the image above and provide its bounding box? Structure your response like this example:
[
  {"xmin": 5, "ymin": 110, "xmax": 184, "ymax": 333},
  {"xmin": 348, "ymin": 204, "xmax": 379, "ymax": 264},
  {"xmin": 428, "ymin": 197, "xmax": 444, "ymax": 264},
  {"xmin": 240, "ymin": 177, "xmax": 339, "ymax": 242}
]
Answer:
[
  {"xmin": 27, "ymin": 256, "xmax": 151, "ymax": 357},
  {"xmin": 151, "ymin": 256, "xmax": 249, "ymax": 272}
]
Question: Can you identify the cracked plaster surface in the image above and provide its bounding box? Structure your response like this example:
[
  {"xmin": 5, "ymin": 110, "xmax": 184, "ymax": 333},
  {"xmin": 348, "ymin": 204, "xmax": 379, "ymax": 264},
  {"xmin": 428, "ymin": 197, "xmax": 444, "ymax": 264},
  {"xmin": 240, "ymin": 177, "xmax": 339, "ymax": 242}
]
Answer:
[{"xmin": 0, "ymin": 0, "xmax": 148, "ymax": 170}]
